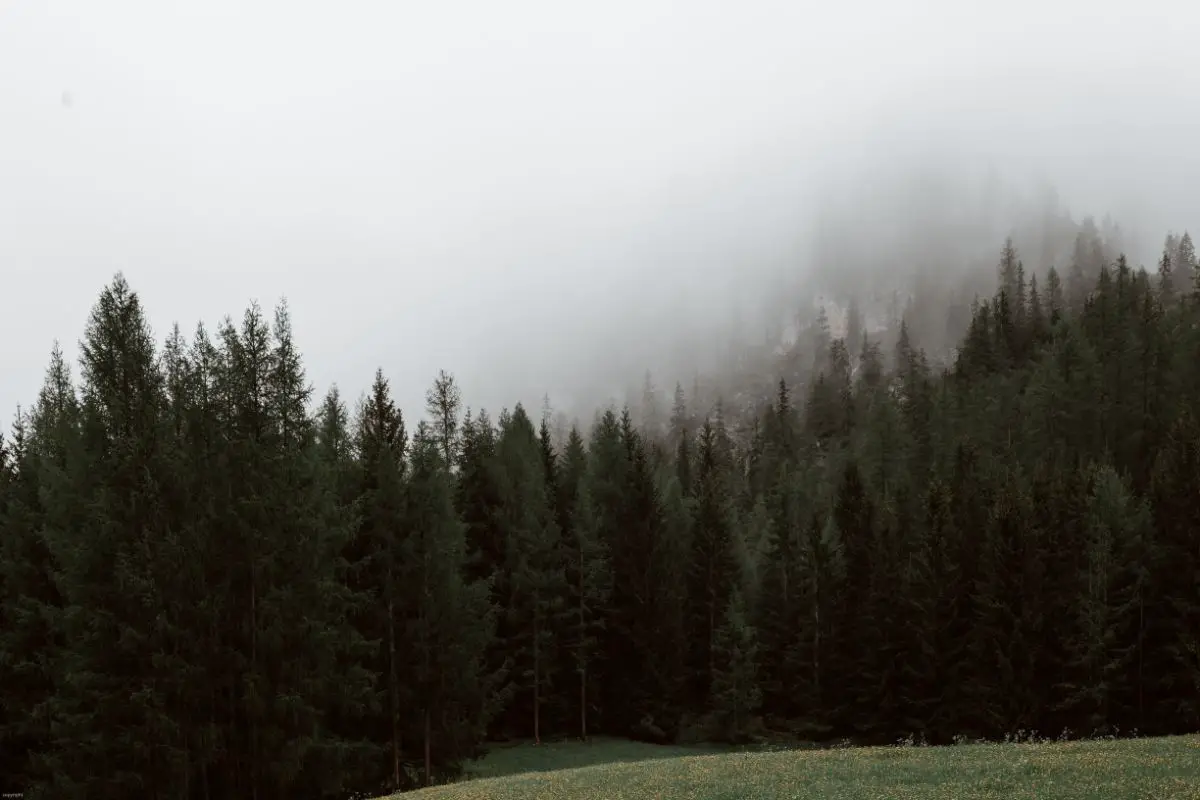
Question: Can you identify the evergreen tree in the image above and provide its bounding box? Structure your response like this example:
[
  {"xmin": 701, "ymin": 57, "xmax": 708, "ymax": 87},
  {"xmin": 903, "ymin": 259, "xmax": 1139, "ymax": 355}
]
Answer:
[
  {"xmin": 14, "ymin": 230, "xmax": 1200, "ymax": 791},
  {"xmin": 494, "ymin": 404, "xmax": 567, "ymax": 744},
  {"xmin": 38, "ymin": 276, "xmax": 182, "ymax": 797},
  {"xmin": 1147, "ymin": 412, "xmax": 1200, "ymax": 730},
  {"xmin": 402, "ymin": 421, "xmax": 497, "ymax": 784},
  {"xmin": 425, "ymin": 369, "xmax": 462, "ymax": 469},
  {"xmin": 350, "ymin": 368, "xmax": 408, "ymax": 790},
  {"xmin": 1060, "ymin": 464, "xmax": 1154, "ymax": 734},
  {"xmin": 1176, "ymin": 231, "xmax": 1196, "ymax": 296},
  {"xmin": 709, "ymin": 588, "xmax": 762, "ymax": 742},
  {"xmin": 649, "ymin": 470, "xmax": 693, "ymax": 733},
  {"xmin": 0, "ymin": 403, "xmax": 63, "ymax": 795},
  {"xmin": 688, "ymin": 418, "xmax": 736, "ymax": 706},
  {"xmin": 563, "ymin": 474, "xmax": 611, "ymax": 740},
  {"xmin": 668, "ymin": 382, "xmax": 693, "ymax": 494}
]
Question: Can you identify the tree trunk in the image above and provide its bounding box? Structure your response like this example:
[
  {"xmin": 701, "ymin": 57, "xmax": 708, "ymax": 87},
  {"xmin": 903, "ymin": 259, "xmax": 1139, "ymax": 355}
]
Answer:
[
  {"xmin": 534, "ymin": 608, "xmax": 542, "ymax": 745},
  {"xmin": 580, "ymin": 545, "xmax": 587, "ymax": 741},
  {"xmin": 424, "ymin": 708, "xmax": 432, "ymax": 787},
  {"xmin": 388, "ymin": 594, "xmax": 400, "ymax": 791},
  {"xmin": 250, "ymin": 576, "xmax": 258, "ymax": 800},
  {"xmin": 423, "ymin": 546, "xmax": 433, "ymax": 785},
  {"xmin": 709, "ymin": 586, "xmax": 716, "ymax": 683},
  {"xmin": 580, "ymin": 664, "xmax": 588, "ymax": 741},
  {"xmin": 813, "ymin": 599, "xmax": 821, "ymax": 704},
  {"xmin": 1138, "ymin": 596, "xmax": 1145, "ymax": 729}
]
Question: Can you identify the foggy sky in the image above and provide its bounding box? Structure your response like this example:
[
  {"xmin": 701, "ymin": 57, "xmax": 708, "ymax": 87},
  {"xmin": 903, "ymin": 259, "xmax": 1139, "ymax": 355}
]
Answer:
[{"xmin": 3, "ymin": 0, "xmax": 1200, "ymax": 430}]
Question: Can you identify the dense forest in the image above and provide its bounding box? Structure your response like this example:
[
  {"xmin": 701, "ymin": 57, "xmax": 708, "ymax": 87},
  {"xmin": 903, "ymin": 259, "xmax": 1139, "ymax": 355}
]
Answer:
[{"xmin": 2, "ymin": 227, "xmax": 1200, "ymax": 799}]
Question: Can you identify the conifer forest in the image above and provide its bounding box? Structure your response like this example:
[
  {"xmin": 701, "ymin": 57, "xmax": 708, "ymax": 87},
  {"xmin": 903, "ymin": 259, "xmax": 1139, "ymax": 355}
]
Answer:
[{"xmin": 3, "ymin": 226, "xmax": 1200, "ymax": 799}]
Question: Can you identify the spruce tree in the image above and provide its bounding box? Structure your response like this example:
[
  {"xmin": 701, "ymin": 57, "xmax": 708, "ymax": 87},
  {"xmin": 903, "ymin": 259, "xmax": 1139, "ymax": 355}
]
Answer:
[
  {"xmin": 709, "ymin": 587, "xmax": 762, "ymax": 742},
  {"xmin": 649, "ymin": 469, "xmax": 693, "ymax": 733},
  {"xmin": 425, "ymin": 369, "xmax": 462, "ymax": 469},
  {"xmin": 1147, "ymin": 412, "xmax": 1200, "ymax": 731},
  {"xmin": 564, "ymin": 474, "xmax": 611, "ymax": 740},
  {"xmin": 351, "ymin": 368, "xmax": 408, "ymax": 790},
  {"xmin": 494, "ymin": 404, "xmax": 566, "ymax": 744},
  {"xmin": 688, "ymin": 417, "xmax": 736, "ymax": 707},
  {"xmin": 0, "ymin": 406, "xmax": 62, "ymax": 795},
  {"xmin": 39, "ymin": 276, "xmax": 184, "ymax": 797},
  {"xmin": 1061, "ymin": 464, "xmax": 1154, "ymax": 734},
  {"xmin": 402, "ymin": 421, "xmax": 497, "ymax": 784}
]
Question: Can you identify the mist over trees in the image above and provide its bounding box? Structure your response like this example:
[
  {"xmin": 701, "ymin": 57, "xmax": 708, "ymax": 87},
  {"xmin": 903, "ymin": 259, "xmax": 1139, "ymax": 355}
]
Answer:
[{"xmin": 3, "ymin": 213, "xmax": 1200, "ymax": 798}]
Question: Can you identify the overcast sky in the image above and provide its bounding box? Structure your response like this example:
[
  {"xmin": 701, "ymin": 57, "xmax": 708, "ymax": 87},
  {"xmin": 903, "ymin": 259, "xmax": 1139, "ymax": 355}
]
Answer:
[{"xmin": 3, "ymin": 0, "xmax": 1199, "ymax": 429}]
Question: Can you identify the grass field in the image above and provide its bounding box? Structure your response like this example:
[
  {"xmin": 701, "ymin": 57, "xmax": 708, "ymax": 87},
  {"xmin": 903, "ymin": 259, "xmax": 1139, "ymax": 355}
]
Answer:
[{"xmin": 398, "ymin": 734, "xmax": 1200, "ymax": 799}]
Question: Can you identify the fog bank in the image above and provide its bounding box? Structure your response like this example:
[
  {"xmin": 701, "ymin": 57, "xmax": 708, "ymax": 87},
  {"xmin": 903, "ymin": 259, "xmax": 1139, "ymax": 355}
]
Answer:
[{"xmin": 3, "ymin": 0, "xmax": 1199, "ymax": 430}]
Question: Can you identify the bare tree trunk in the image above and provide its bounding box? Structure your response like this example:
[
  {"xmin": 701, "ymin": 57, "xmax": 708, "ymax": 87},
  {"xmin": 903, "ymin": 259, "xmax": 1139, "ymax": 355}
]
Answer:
[
  {"xmin": 250, "ymin": 577, "xmax": 258, "ymax": 800},
  {"xmin": 813, "ymin": 599, "xmax": 821, "ymax": 704},
  {"xmin": 424, "ymin": 708, "xmax": 432, "ymax": 787},
  {"xmin": 1138, "ymin": 597, "xmax": 1145, "ymax": 729},
  {"xmin": 534, "ymin": 606, "xmax": 542, "ymax": 745},
  {"xmin": 580, "ymin": 546, "xmax": 587, "ymax": 741},
  {"xmin": 388, "ymin": 593, "xmax": 400, "ymax": 791},
  {"xmin": 423, "ymin": 544, "xmax": 433, "ymax": 785}
]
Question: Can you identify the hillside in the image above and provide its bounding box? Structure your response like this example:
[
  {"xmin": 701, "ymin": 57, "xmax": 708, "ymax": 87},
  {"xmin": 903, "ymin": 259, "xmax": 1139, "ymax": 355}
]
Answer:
[
  {"xmin": 402, "ymin": 735, "xmax": 1200, "ymax": 799},
  {"xmin": 4, "ymin": 228, "xmax": 1200, "ymax": 798}
]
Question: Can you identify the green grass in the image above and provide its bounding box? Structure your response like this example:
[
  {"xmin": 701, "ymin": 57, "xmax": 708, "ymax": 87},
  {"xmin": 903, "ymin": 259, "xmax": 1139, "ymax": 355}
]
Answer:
[
  {"xmin": 397, "ymin": 734, "xmax": 1200, "ymax": 799},
  {"xmin": 460, "ymin": 735, "xmax": 733, "ymax": 781}
]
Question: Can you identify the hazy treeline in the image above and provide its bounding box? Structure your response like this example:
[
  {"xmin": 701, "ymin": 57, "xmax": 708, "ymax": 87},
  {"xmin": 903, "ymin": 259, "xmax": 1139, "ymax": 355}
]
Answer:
[{"xmin": 2, "ymin": 225, "xmax": 1200, "ymax": 798}]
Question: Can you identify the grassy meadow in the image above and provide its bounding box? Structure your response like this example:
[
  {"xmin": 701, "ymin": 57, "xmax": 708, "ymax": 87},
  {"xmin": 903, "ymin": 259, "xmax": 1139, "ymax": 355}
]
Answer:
[{"xmin": 397, "ymin": 734, "xmax": 1200, "ymax": 799}]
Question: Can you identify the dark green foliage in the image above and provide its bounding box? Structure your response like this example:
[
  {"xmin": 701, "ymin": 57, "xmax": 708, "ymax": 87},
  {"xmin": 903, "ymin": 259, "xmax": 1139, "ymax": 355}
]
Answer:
[
  {"xmin": 709, "ymin": 588, "xmax": 761, "ymax": 741},
  {"xmin": 493, "ymin": 404, "xmax": 567, "ymax": 743},
  {"xmin": 402, "ymin": 422, "xmax": 497, "ymax": 783},
  {"xmin": 563, "ymin": 461, "xmax": 612, "ymax": 740},
  {"xmin": 9, "ymin": 233, "xmax": 1200, "ymax": 798},
  {"xmin": 687, "ymin": 417, "xmax": 737, "ymax": 706}
]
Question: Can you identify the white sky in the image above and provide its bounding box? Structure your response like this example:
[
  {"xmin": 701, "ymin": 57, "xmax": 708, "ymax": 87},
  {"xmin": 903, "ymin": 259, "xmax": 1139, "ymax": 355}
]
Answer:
[{"xmin": 3, "ymin": 0, "xmax": 1199, "ymax": 427}]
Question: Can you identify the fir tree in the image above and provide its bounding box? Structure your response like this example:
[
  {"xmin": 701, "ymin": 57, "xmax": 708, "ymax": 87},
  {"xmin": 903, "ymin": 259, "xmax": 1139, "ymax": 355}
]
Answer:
[
  {"xmin": 495, "ymin": 404, "xmax": 567, "ymax": 744},
  {"xmin": 709, "ymin": 588, "xmax": 762, "ymax": 742}
]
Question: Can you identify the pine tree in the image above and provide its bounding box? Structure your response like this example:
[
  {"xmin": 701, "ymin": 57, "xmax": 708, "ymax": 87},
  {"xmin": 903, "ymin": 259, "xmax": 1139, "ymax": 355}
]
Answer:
[
  {"xmin": 0, "ymin": 405, "xmax": 63, "ymax": 795},
  {"xmin": 608, "ymin": 421, "xmax": 668, "ymax": 734},
  {"xmin": 564, "ymin": 474, "xmax": 611, "ymax": 740},
  {"xmin": 966, "ymin": 470, "xmax": 1044, "ymax": 736},
  {"xmin": 900, "ymin": 478, "xmax": 963, "ymax": 741},
  {"xmin": 351, "ymin": 368, "xmax": 408, "ymax": 790},
  {"xmin": 998, "ymin": 237, "xmax": 1020, "ymax": 301},
  {"xmin": 668, "ymin": 382, "xmax": 693, "ymax": 494},
  {"xmin": 307, "ymin": 389, "xmax": 377, "ymax": 788},
  {"xmin": 425, "ymin": 370, "xmax": 462, "ymax": 469},
  {"xmin": 495, "ymin": 404, "xmax": 567, "ymax": 744},
  {"xmin": 1060, "ymin": 464, "xmax": 1154, "ymax": 734},
  {"xmin": 709, "ymin": 588, "xmax": 762, "ymax": 742},
  {"xmin": 260, "ymin": 300, "xmax": 372, "ymax": 798},
  {"xmin": 1147, "ymin": 412, "xmax": 1200, "ymax": 731},
  {"xmin": 1176, "ymin": 231, "xmax": 1196, "ymax": 297},
  {"xmin": 1158, "ymin": 248, "xmax": 1176, "ymax": 305},
  {"xmin": 402, "ymin": 421, "xmax": 497, "ymax": 784},
  {"xmin": 456, "ymin": 408, "xmax": 502, "ymax": 585},
  {"xmin": 829, "ymin": 460, "xmax": 875, "ymax": 736},
  {"xmin": 649, "ymin": 469, "xmax": 693, "ymax": 733},
  {"xmin": 1045, "ymin": 265, "xmax": 1066, "ymax": 325},
  {"xmin": 757, "ymin": 463, "xmax": 804, "ymax": 720},
  {"xmin": 38, "ymin": 276, "xmax": 185, "ymax": 797},
  {"xmin": 688, "ymin": 418, "xmax": 736, "ymax": 706}
]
